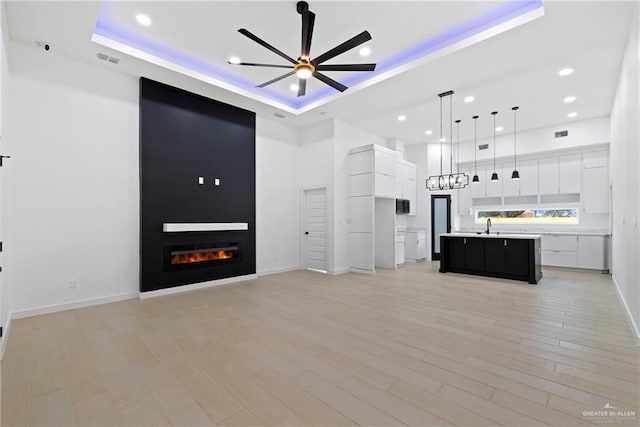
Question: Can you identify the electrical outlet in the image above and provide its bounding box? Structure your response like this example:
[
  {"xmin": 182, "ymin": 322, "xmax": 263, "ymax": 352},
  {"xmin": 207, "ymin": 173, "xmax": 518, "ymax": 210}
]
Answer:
[{"xmin": 69, "ymin": 279, "xmax": 77, "ymax": 289}]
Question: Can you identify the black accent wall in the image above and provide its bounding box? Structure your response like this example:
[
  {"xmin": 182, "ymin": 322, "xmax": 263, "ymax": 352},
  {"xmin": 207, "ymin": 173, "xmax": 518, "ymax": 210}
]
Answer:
[{"xmin": 139, "ymin": 78, "xmax": 256, "ymax": 292}]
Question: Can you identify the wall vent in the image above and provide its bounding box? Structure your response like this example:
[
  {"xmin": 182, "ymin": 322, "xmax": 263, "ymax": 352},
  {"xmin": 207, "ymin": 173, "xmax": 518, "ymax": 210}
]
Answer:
[
  {"xmin": 555, "ymin": 130, "xmax": 569, "ymax": 138},
  {"xmin": 97, "ymin": 53, "xmax": 120, "ymax": 64},
  {"xmin": 273, "ymin": 112, "xmax": 286, "ymax": 119},
  {"xmin": 478, "ymin": 144, "xmax": 489, "ymax": 150}
]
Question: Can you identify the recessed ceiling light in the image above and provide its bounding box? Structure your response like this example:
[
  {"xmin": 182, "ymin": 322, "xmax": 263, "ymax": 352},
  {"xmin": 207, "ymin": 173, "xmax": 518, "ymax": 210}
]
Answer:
[
  {"xmin": 564, "ymin": 96, "xmax": 576, "ymax": 103},
  {"xmin": 558, "ymin": 67, "xmax": 574, "ymax": 77},
  {"xmin": 398, "ymin": 115, "xmax": 407, "ymax": 121},
  {"xmin": 228, "ymin": 56, "xmax": 241, "ymax": 64},
  {"xmin": 289, "ymin": 84, "xmax": 299, "ymax": 92},
  {"xmin": 359, "ymin": 46, "xmax": 371, "ymax": 57},
  {"xmin": 495, "ymin": 126, "xmax": 504, "ymax": 132},
  {"xmin": 136, "ymin": 13, "xmax": 151, "ymax": 26},
  {"xmin": 567, "ymin": 112, "xmax": 578, "ymax": 118},
  {"xmin": 464, "ymin": 96, "xmax": 475, "ymax": 103},
  {"xmin": 425, "ymin": 130, "xmax": 433, "ymax": 135}
]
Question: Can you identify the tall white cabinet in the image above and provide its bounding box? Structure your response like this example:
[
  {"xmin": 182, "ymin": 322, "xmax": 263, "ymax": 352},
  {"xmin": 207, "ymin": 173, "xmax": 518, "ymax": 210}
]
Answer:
[{"xmin": 348, "ymin": 144, "xmax": 417, "ymax": 274}]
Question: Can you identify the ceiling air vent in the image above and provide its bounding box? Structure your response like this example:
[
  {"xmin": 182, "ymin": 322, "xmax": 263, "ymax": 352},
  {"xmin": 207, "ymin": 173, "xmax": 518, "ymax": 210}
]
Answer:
[
  {"xmin": 96, "ymin": 53, "xmax": 120, "ymax": 64},
  {"xmin": 479, "ymin": 144, "xmax": 489, "ymax": 150},
  {"xmin": 555, "ymin": 130, "xmax": 569, "ymax": 138}
]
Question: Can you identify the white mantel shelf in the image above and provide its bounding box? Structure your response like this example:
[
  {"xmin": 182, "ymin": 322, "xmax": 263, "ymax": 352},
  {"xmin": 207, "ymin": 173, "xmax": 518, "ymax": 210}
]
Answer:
[{"xmin": 163, "ymin": 223, "xmax": 248, "ymax": 232}]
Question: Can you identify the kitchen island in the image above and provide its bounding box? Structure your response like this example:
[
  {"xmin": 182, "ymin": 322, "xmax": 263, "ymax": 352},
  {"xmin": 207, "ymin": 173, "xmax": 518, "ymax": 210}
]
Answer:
[{"xmin": 439, "ymin": 233, "xmax": 542, "ymax": 284}]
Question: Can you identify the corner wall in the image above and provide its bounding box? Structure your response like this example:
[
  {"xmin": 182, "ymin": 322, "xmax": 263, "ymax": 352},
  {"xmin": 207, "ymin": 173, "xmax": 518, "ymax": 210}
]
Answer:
[
  {"xmin": 610, "ymin": 3, "xmax": 640, "ymax": 340},
  {"xmin": 2, "ymin": 41, "xmax": 303, "ymax": 322}
]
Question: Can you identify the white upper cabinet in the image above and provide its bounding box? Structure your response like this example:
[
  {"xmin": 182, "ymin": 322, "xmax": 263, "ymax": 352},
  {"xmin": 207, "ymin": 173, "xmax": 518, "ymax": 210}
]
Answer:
[
  {"xmin": 458, "ymin": 168, "xmax": 472, "ymax": 215},
  {"xmin": 485, "ymin": 164, "xmax": 502, "ymax": 197},
  {"xmin": 558, "ymin": 154, "xmax": 581, "ymax": 194},
  {"xmin": 502, "ymin": 161, "xmax": 519, "ymax": 197},
  {"xmin": 396, "ymin": 160, "xmax": 417, "ymax": 215},
  {"xmin": 538, "ymin": 157, "xmax": 559, "ymax": 194},
  {"xmin": 375, "ymin": 150, "xmax": 396, "ymax": 176},
  {"xmin": 539, "ymin": 155, "xmax": 580, "ymax": 195},
  {"xmin": 349, "ymin": 150, "xmax": 374, "ymax": 175},
  {"xmin": 469, "ymin": 165, "xmax": 487, "ymax": 199},
  {"xmin": 582, "ymin": 151, "xmax": 608, "ymax": 214},
  {"xmin": 518, "ymin": 159, "xmax": 539, "ymax": 196}
]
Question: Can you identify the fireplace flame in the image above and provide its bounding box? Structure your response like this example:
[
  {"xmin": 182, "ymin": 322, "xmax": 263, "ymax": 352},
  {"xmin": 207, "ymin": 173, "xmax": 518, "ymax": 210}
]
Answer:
[{"xmin": 171, "ymin": 250, "xmax": 233, "ymax": 265}]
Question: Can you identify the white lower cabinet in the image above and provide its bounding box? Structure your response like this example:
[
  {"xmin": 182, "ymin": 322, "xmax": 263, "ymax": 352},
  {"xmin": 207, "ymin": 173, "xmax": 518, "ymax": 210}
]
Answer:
[
  {"xmin": 542, "ymin": 235, "xmax": 578, "ymax": 267},
  {"xmin": 395, "ymin": 234, "xmax": 405, "ymax": 266},
  {"xmin": 577, "ymin": 235, "xmax": 607, "ymax": 270},
  {"xmin": 541, "ymin": 234, "xmax": 608, "ymax": 271},
  {"xmin": 405, "ymin": 231, "xmax": 426, "ymax": 262}
]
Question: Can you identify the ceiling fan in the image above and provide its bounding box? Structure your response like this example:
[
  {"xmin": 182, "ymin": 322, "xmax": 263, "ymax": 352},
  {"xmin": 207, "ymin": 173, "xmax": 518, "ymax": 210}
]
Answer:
[{"xmin": 228, "ymin": 1, "xmax": 376, "ymax": 97}]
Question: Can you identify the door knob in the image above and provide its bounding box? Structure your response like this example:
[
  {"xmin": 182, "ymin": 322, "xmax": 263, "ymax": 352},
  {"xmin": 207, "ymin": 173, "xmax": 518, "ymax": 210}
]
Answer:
[{"xmin": 305, "ymin": 232, "xmax": 309, "ymax": 235}]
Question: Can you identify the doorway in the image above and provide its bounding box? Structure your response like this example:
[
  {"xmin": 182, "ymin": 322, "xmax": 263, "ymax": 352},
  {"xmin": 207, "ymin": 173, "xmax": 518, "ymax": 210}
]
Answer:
[
  {"xmin": 431, "ymin": 194, "xmax": 451, "ymax": 260},
  {"xmin": 303, "ymin": 188, "xmax": 327, "ymax": 272}
]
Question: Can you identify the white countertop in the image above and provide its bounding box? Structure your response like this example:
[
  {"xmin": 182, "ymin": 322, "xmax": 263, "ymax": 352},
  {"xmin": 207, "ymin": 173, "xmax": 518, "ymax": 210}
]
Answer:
[
  {"xmin": 441, "ymin": 233, "xmax": 542, "ymax": 240},
  {"xmin": 457, "ymin": 230, "xmax": 610, "ymax": 237}
]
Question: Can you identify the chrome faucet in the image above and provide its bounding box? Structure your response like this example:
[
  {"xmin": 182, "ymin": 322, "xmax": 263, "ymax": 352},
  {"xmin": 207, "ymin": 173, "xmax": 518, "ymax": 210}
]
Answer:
[{"xmin": 486, "ymin": 218, "xmax": 492, "ymax": 234}]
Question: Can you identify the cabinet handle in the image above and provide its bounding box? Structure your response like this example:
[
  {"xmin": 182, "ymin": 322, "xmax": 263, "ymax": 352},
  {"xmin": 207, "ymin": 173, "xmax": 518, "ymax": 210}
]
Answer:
[
  {"xmin": 464, "ymin": 238, "xmax": 467, "ymax": 245},
  {"xmin": 504, "ymin": 239, "xmax": 507, "ymax": 247}
]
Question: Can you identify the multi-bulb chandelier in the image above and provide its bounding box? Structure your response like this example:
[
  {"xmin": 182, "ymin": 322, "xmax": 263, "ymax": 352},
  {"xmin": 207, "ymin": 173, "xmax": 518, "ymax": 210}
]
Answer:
[{"xmin": 427, "ymin": 90, "xmax": 468, "ymax": 191}]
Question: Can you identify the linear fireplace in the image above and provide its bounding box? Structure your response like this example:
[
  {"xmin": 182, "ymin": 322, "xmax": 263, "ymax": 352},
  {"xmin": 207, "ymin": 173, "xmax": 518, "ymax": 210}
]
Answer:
[{"xmin": 164, "ymin": 242, "xmax": 241, "ymax": 271}]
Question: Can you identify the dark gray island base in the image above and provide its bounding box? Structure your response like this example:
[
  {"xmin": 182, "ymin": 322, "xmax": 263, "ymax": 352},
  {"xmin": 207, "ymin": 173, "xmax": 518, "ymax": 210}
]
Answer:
[{"xmin": 439, "ymin": 233, "xmax": 542, "ymax": 284}]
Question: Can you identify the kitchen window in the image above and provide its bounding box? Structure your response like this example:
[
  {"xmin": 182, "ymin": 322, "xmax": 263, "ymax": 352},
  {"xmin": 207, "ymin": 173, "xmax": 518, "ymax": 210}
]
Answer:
[{"xmin": 475, "ymin": 208, "xmax": 579, "ymax": 225}]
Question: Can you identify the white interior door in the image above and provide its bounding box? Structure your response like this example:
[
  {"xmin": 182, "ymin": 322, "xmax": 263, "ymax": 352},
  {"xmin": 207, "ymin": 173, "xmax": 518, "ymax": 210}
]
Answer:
[{"xmin": 304, "ymin": 188, "xmax": 327, "ymax": 272}]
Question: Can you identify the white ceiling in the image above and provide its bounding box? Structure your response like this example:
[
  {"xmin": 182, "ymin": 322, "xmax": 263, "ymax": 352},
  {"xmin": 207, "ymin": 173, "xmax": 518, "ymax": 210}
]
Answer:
[{"xmin": 4, "ymin": 1, "xmax": 634, "ymax": 145}]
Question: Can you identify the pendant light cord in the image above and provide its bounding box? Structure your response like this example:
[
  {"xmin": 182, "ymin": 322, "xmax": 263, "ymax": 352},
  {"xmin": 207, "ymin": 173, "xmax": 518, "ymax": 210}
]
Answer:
[
  {"xmin": 492, "ymin": 112, "xmax": 497, "ymax": 173},
  {"xmin": 449, "ymin": 94, "xmax": 453, "ymax": 175},
  {"xmin": 456, "ymin": 119, "xmax": 461, "ymax": 174},
  {"xmin": 513, "ymin": 106, "xmax": 519, "ymax": 165},
  {"xmin": 473, "ymin": 115, "xmax": 478, "ymax": 175},
  {"xmin": 439, "ymin": 95, "xmax": 443, "ymax": 176}
]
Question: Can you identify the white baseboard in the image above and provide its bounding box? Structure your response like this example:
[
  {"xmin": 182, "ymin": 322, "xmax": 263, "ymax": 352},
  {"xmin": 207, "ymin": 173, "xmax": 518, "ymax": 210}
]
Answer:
[
  {"xmin": 1, "ymin": 314, "xmax": 13, "ymax": 360},
  {"xmin": 140, "ymin": 274, "xmax": 257, "ymax": 299},
  {"xmin": 329, "ymin": 268, "xmax": 350, "ymax": 276},
  {"xmin": 349, "ymin": 267, "xmax": 375, "ymax": 275},
  {"xmin": 612, "ymin": 275, "xmax": 640, "ymax": 346},
  {"xmin": 11, "ymin": 291, "xmax": 139, "ymax": 320},
  {"xmin": 257, "ymin": 266, "xmax": 301, "ymax": 277}
]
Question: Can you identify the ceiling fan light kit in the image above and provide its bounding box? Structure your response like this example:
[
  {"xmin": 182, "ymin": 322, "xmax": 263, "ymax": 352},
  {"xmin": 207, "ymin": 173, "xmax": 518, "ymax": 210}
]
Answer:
[{"xmin": 229, "ymin": 1, "xmax": 376, "ymax": 97}]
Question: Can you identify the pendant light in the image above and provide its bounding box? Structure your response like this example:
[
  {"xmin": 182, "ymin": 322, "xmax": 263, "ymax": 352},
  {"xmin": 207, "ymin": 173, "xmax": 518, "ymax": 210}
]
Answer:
[
  {"xmin": 427, "ymin": 90, "xmax": 468, "ymax": 190},
  {"xmin": 490, "ymin": 111, "xmax": 499, "ymax": 181},
  {"xmin": 455, "ymin": 119, "xmax": 462, "ymax": 185},
  {"xmin": 511, "ymin": 106, "xmax": 520, "ymax": 180},
  {"xmin": 472, "ymin": 115, "xmax": 479, "ymax": 183}
]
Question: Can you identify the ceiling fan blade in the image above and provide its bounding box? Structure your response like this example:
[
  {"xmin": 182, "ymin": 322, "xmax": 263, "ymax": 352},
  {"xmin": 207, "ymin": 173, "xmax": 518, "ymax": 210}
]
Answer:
[
  {"xmin": 301, "ymin": 11, "xmax": 316, "ymax": 58},
  {"xmin": 297, "ymin": 79, "xmax": 307, "ymax": 97},
  {"xmin": 256, "ymin": 71, "xmax": 295, "ymax": 88},
  {"xmin": 312, "ymin": 31, "xmax": 372, "ymax": 65},
  {"xmin": 228, "ymin": 61, "xmax": 294, "ymax": 69},
  {"xmin": 238, "ymin": 29, "xmax": 298, "ymax": 64},
  {"xmin": 316, "ymin": 63, "xmax": 376, "ymax": 72},
  {"xmin": 313, "ymin": 71, "xmax": 348, "ymax": 92}
]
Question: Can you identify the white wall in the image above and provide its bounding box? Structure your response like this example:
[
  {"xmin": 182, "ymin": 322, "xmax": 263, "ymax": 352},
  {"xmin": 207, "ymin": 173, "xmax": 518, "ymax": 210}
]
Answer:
[
  {"xmin": 0, "ymin": 0, "xmax": 9, "ymax": 348},
  {"xmin": 4, "ymin": 41, "xmax": 140, "ymax": 316},
  {"xmin": 256, "ymin": 117, "xmax": 301, "ymax": 275},
  {"xmin": 1, "ymin": 41, "xmax": 307, "ymax": 324},
  {"xmin": 610, "ymin": 4, "xmax": 640, "ymax": 340},
  {"xmin": 458, "ymin": 116, "xmax": 610, "ymax": 163},
  {"xmin": 297, "ymin": 120, "xmax": 334, "ymax": 271}
]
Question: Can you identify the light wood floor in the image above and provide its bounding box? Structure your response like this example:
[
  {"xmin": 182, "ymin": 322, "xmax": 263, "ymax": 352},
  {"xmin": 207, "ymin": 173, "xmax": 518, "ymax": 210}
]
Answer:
[{"xmin": 1, "ymin": 263, "xmax": 639, "ymax": 426}]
